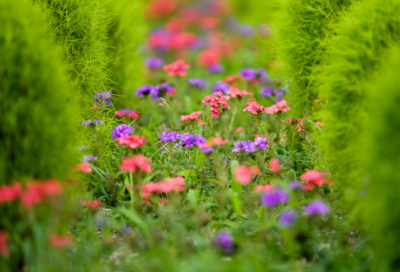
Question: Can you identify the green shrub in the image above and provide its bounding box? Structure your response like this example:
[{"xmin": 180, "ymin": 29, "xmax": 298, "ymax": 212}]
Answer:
[
  {"xmin": 318, "ymin": 0, "xmax": 400, "ymax": 191},
  {"xmin": 107, "ymin": 0, "xmax": 147, "ymax": 102},
  {"xmin": 361, "ymin": 46, "xmax": 400, "ymax": 272},
  {"xmin": 275, "ymin": 0, "xmax": 354, "ymax": 113},
  {"xmin": 0, "ymin": 0, "xmax": 78, "ymax": 184}
]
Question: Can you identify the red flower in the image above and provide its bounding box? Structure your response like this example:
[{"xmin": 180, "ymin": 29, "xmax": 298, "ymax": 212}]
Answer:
[
  {"xmin": 49, "ymin": 234, "xmax": 73, "ymax": 248},
  {"xmin": 234, "ymin": 165, "xmax": 260, "ymax": 185},
  {"xmin": 243, "ymin": 99, "xmax": 265, "ymax": 114},
  {"xmin": 254, "ymin": 184, "xmax": 273, "ymax": 192},
  {"xmin": 120, "ymin": 155, "xmax": 152, "ymax": 173},
  {"xmin": 75, "ymin": 162, "xmax": 92, "ymax": 173},
  {"xmin": 202, "ymin": 91, "xmax": 230, "ymax": 118},
  {"xmin": 141, "ymin": 177, "xmax": 185, "ymax": 197},
  {"xmin": 170, "ymin": 32, "xmax": 197, "ymax": 50},
  {"xmin": 269, "ymin": 158, "xmax": 281, "ymax": 173},
  {"xmin": 81, "ymin": 200, "xmax": 102, "ymax": 208},
  {"xmin": 264, "ymin": 100, "xmax": 291, "ymax": 114},
  {"xmin": 20, "ymin": 180, "xmax": 62, "ymax": 209},
  {"xmin": 236, "ymin": 127, "xmax": 242, "ymax": 133},
  {"xmin": 0, "ymin": 231, "xmax": 9, "ymax": 256},
  {"xmin": 227, "ymin": 87, "xmax": 253, "ymax": 98},
  {"xmin": 198, "ymin": 137, "xmax": 229, "ymax": 149},
  {"xmin": 181, "ymin": 111, "xmax": 202, "ymax": 122},
  {"xmin": 198, "ymin": 50, "xmax": 219, "ymax": 66},
  {"xmin": 0, "ymin": 182, "xmax": 21, "ymax": 204},
  {"xmin": 163, "ymin": 60, "xmax": 190, "ymax": 77},
  {"xmin": 117, "ymin": 135, "xmax": 147, "ymax": 149},
  {"xmin": 114, "ymin": 110, "xmax": 139, "ymax": 119},
  {"xmin": 167, "ymin": 90, "xmax": 177, "ymax": 95},
  {"xmin": 300, "ymin": 170, "xmax": 328, "ymax": 190}
]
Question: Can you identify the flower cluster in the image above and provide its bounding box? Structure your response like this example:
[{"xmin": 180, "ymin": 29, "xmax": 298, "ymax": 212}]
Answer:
[
  {"xmin": 233, "ymin": 137, "xmax": 268, "ymax": 152},
  {"xmin": 264, "ymin": 100, "xmax": 291, "ymax": 114},
  {"xmin": 179, "ymin": 133, "xmax": 206, "ymax": 148},
  {"xmin": 82, "ymin": 155, "xmax": 97, "ymax": 162},
  {"xmin": 202, "ymin": 91, "xmax": 230, "ymax": 118},
  {"xmin": 136, "ymin": 85, "xmax": 154, "ymax": 97},
  {"xmin": 234, "ymin": 165, "xmax": 260, "ymax": 184},
  {"xmin": 239, "ymin": 68, "xmax": 268, "ymax": 84},
  {"xmin": 188, "ymin": 78, "xmax": 206, "ymax": 90},
  {"xmin": 145, "ymin": 57, "xmax": 164, "ymax": 69},
  {"xmin": 75, "ymin": 162, "xmax": 92, "ymax": 173},
  {"xmin": 300, "ymin": 170, "xmax": 331, "ymax": 190},
  {"xmin": 115, "ymin": 109, "xmax": 140, "ymax": 119},
  {"xmin": 198, "ymin": 137, "xmax": 229, "ymax": 153},
  {"xmin": 81, "ymin": 200, "xmax": 102, "ymax": 208},
  {"xmin": 111, "ymin": 124, "xmax": 134, "ymax": 140},
  {"xmin": 243, "ymin": 99, "xmax": 265, "ymax": 114},
  {"xmin": 119, "ymin": 155, "xmax": 152, "ymax": 173},
  {"xmin": 212, "ymin": 81, "xmax": 230, "ymax": 94},
  {"xmin": 282, "ymin": 117, "xmax": 305, "ymax": 132},
  {"xmin": 117, "ymin": 135, "xmax": 147, "ymax": 149},
  {"xmin": 81, "ymin": 119, "xmax": 103, "ymax": 125},
  {"xmin": 152, "ymin": 82, "xmax": 175, "ymax": 99},
  {"xmin": 160, "ymin": 130, "xmax": 181, "ymax": 142},
  {"xmin": 94, "ymin": 90, "xmax": 112, "ymax": 105},
  {"xmin": 214, "ymin": 231, "xmax": 235, "ymax": 254},
  {"xmin": 163, "ymin": 60, "xmax": 190, "ymax": 77},
  {"xmin": 260, "ymin": 187, "xmax": 289, "ymax": 207},
  {"xmin": 141, "ymin": 177, "xmax": 185, "ymax": 197},
  {"xmin": 227, "ymin": 87, "xmax": 253, "ymax": 99},
  {"xmin": 181, "ymin": 111, "xmax": 202, "ymax": 122}
]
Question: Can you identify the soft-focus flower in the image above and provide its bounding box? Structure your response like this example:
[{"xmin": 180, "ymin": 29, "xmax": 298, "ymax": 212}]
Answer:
[
  {"xmin": 122, "ymin": 224, "xmax": 132, "ymax": 235},
  {"xmin": 163, "ymin": 60, "xmax": 190, "ymax": 77},
  {"xmin": 179, "ymin": 133, "xmax": 206, "ymax": 148},
  {"xmin": 202, "ymin": 91, "xmax": 230, "ymax": 118},
  {"xmin": 289, "ymin": 181, "xmax": 302, "ymax": 190},
  {"xmin": 199, "ymin": 50, "xmax": 219, "ymax": 66},
  {"xmin": 146, "ymin": 0, "xmax": 177, "ymax": 17},
  {"xmin": 75, "ymin": 162, "xmax": 92, "ymax": 173},
  {"xmin": 151, "ymin": 82, "xmax": 175, "ymax": 99},
  {"xmin": 115, "ymin": 109, "xmax": 140, "ymax": 119},
  {"xmin": 120, "ymin": 155, "xmax": 152, "ymax": 173},
  {"xmin": 117, "ymin": 135, "xmax": 147, "ymax": 149},
  {"xmin": 145, "ymin": 57, "xmax": 164, "ymax": 69},
  {"xmin": 81, "ymin": 200, "xmax": 102, "ymax": 208},
  {"xmin": 304, "ymin": 200, "xmax": 330, "ymax": 215},
  {"xmin": 314, "ymin": 99, "xmax": 324, "ymax": 102},
  {"xmin": 136, "ymin": 85, "xmax": 154, "ymax": 97},
  {"xmin": 254, "ymin": 137, "xmax": 268, "ymax": 150},
  {"xmin": 238, "ymin": 24, "xmax": 255, "ymax": 37},
  {"xmin": 300, "ymin": 170, "xmax": 325, "ymax": 190},
  {"xmin": 81, "ymin": 120, "xmax": 93, "ymax": 126},
  {"xmin": 232, "ymin": 140, "xmax": 256, "ymax": 152},
  {"xmin": 141, "ymin": 177, "xmax": 185, "ymax": 197},
  {"xmin": 315, "ymin": 121, "xmax": 324, "ymax": 126},
  {"xmin": 49, "ymin": 234, "xmax": 73, "ymax": 248},
  {"xmin": 260, "ymin": 187, "xmax": 289, "ymax": 207},
  {"xmin": 181, "ymin": 111, "xmax": 202, "ymax": 122},
  {"xmin": 279, "ymin": 210, "xmax": 298, "ymax": 227},
  {"xmin": 94, "ymin": 90, "xmax": 112, "ymax": 106},
  {"xmin": 234, "ymin": 165, "xmax": 260, "ymax": 184},
  {"xmin": 198, "ymin": 137, "xmax": 228, "ymax": 153},
  {"xmin": 269, "ymin": 158, "xmax": 280, "ymax": 173},
  {"xmin": 0, "ymin": 231, "xmax": 9, "ymax": 256},
  {"xmin": 0, "ymin": 182, "xmax": 21, "ymax": 204},
  {"xmin": 254, "ymin": 184, "xmax": 273, "ymax": 192},
  {"xmin": 243, "ymin": 99, "xmax": 265, "ymax": 114},
  {"xmin": 236, "ymin": 127, "xmax": 242, "ymax": 133},
  {"xmin": 160, "ymin": 130, "xmax": 181, "ymax": 142},
  {"xmin": 212, "ymin": 81, "xmax": 230, "ymax": 94},
  {"xmin": 260, "ymin": 87, "xmax": 273, "ymax": 97},
  {"xmin": 208, "ymin": 63, "xmax": 223, "ymax": 73},
  {"xmin": 214, "ymin": 231, "xmax": 235, "ymax": 254},
  {"xmin": 92, "ymin": 104, "xmax": 101, "ymax": 109},
  {"xmin": 227, "ymin": 87, "xmax": 253, "ymax": 98},
  {"xmin": 188, "ymin": 79, "xmax": 206, "ymax": 90},
  {"xmin": 20, "ymin": 180, "xmax": 62, "ymax": 209},
  {"xmin": 240, "ymin": 68, "xmax": 268, "ymax": 83},
  {"xmin": 264, "ymin": 100, "xmax": 291, "ymax": 114},
  {"xmin": 111, "ymin": 124, "xmax": 134, "ymax": 140},
  {"xmin": 94, "ymin": 119, "xmax": 103, "ymax": 124}
]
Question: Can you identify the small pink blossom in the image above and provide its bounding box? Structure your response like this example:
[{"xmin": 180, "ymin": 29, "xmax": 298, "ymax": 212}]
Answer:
[
  {"xmin": 243, "ymin": 99, "xmax": 265, "ymax": 114},
  {"xmin": 227, "ymin": 87, "xmax": 253, "ymax": 98},
  {"xmin": 120, "ymin": 155, "xmax": 152, "ymax": 173},
  {"xmin": 181, "ymin": 111, "xmax": 202, "ymax": 122},
  {"xmin": 163, "ymin": 60, "xmax": 190, "ymax": 77},
  {"xmin": 264, "ymin": 100, "xmax": 291, "ymax": 114},
  {"xmin": 202, "ymin": 91, "xmax": 230, "ymax": 118},
  {"xmin": 234, "ymin": 165, "xmax": 260, "ymax": 185},
  {"xmin": 254, "ymin": 184, "xmax": 273, "ymax": 192},
  {"xmin": 315, "ymin": 121, "xmax": 324, "ymax": 126},
  {"xmin": 269, "ymin": 158, "xmax": 281, "ymax": 173}
]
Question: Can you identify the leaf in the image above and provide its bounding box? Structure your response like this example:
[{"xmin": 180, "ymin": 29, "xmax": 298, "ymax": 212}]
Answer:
[{"xmin": 196, "ymin": 152, "xmax": 206, "ymax": 170}]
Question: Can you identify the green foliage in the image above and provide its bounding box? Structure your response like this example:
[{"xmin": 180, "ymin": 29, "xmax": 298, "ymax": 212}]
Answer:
[
  {"xmin": 318, "ymin": 0, "xmax": 400, "ymax": 190},
  {"xmin": 361, "ymin": 47, "xmax": 400, "ymax": 272},
  {"xmin": 0, "ymin": 0, "xmax": 78, "ymax": 184},
  {"xmin": 107, "ymin": 0, "xmax": 147, "ymax": 102},
  {"xmin": 275, "ymin": 0, "xmax": 354, "ymax": 113},
  {"xmin": 230, "ymin": 0, "xmax": 280, "ymax": 23}
]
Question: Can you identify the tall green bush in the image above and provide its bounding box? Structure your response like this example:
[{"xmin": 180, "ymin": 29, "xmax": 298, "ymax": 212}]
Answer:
[
  {"xmin": 360, "ymin": 46, "xmax": 400, "ymax": 272},
  {"xmin": 275, "ymin": 0, "xmax": 354, "ymax": 113},
  {"xmin": 107, "ymin": 0, "xmax": 147, "ymax": 101},
  {"xmin": 318, "ymin": 0, "xmax": 400, "ymax": 191},
  {"xmin": 0, "ymin": 0, "xmax": 78, "ymax": 184}
]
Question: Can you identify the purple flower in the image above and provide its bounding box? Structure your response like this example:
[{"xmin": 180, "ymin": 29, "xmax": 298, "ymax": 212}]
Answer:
[
  {"xmin": 260, "ymin": 87, "xmax": 273, "ymax": 97},
  {"xmin": 145, "ymin": 57, "xmax": 164, "ymax": 69},
  {"xmin": 201, "ymin": 147, "xmax": 214, "ymax": 153},
  {"xmin": 232, "ymin": 140, "xmax": 256, "ymax": 152},
  {"xmin": 254, "ymin": 137, "xmax": 268, "ymax": 150},
  {"xmin": 151, "ymin": 82, "xmax": 174, "ymax": 99},
  {"xmin": 188, "ymin": 79, "xmax": 206, "ymax": 90},
  {"xmin": 83, "ymin": 155, "xmax": 98, "ymax": 162},
  {"xmin": 240, "ymin": 68, "xmax": 268, "ymax": 83},
  {"xmin": 160, "ymin": 131, "xmax": 181, "ymax": 142},
  {"xmin": 179, "ymin": 133, "xmax": 206, "ymax": 148},
  {"xmin": 122, "ymin": 224, "xmax": 132, "ymax": 235},
  {"xmin": 94, "ymin": 119, "xmax": 103, "ymax": 124},
  {"xmin": 111, "ymin": 124, "xmax": 134, "ymax": 140},
  {"xmin": 260, "ymin": 187, "xmax": 289, "ymax": 207},
  {"xmin": 208, "ymin": 63, "xmax": 223, "ymax": 73},
  {"xmin": 289, "ymin": 181, "xmax": 302, "ymax": 190},
  {"xmin": 136, "ymin": 85, "xmax": 154, "ymax": 97},
  {"xmin": 212, "ymin": 81, "xmax": 230, "ymax": 94},
  {"xmin": 238, "ymin": 24, "xmax": 255, "ymax": 37},
  {"xmin": 81, "ymin": 120, "xmax": 93, "ymax": 126},
  {"xmin": 94, "ymin": 90, "xmax": 112, "ymax": 105},
  {"xmin": 304, "ymin": 200, "xmax": 330, "ymax": 215},
  {"xmin": 279, "ymin": 210, "xmax": 298, "ymax": 227},
  {"xmin": 214, "ymin": 231, "xmax": 235, "ymax": 254}
]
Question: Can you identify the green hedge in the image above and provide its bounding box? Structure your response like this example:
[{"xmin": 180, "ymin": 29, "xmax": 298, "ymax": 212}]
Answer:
[
  {"xmin": 318, "ymin": 0, "xmax": 400, "ymax": 190},
  {"xmin": 275, "ymin": 0, "xmax": 354, "ymax": 113},
  {"xmin": 361, "ymin": 47, "xmax": 400, "ymax": 272},
  {"xmin": 0, "ymin": 0, "xmax": 78, "ymax": 184}
]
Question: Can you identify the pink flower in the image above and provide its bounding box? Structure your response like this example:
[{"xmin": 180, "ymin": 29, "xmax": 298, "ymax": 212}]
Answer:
[
  {"xmin": 243, "ymin": 99, "xmax": 265, "ymax": 114},
  {"xmin": 20, "ymin": 180, "xmax": 62, "ymax": 209},
  {"xmin": 269, "ymin": 158, "xmax": 281, "ymax": 173},
  {"xmin": 141, "ymin": 177, "xmax": 185, "ymax": 197},
  {"xmin": 198, "ymin": 50, "xmax": 219, "ymax": 66},
  {"xmin": 0, "ymin": 231, "xmax": 9, "ymax": 256},
  {"xmin": 163, "ymin": 60, "xmax": 190, "ymax": 77},
  {"xmin": 181, "ymin": 111, "xmax": 202, "ymax": 122},
  {"xmin": 75, "ymin": 162, "xmax": 92, "ymax": 173},
  {"xmin": 236, "ymin": 127, "xmax": 242, "ymax": 133},
  {"xmin": 264, "ymin": 100, "xmax": 291, "ymax": 114},
  {"xmin": 300, "ymin": 170, "xmax": 326, "ymax": 190},
  {"xmin": 297, "ymin": 125, "xmax": 302, "ymax": 132},
  {"xmin": 117, "ymin": 135, "xmax": 147, "ymax": 149},
  {"xmin": 81, "ymin": 200, "xmax": 102, "ymax": 208},
  {"xmin": 227, "ymin": 87, "xmax": 253, "ymax": 98},
  {"xmin": 315, "ymin": 121, "xmax": 324, "ymax": 126},
  {"xmin": 202, "ymin": 91, "xmax": 230, "ymax": 118},
  {"xmin": 120, "ymin": 155, "xmax": 152, "ymax": 173},
  {"xmin": 234, "ymin": 165, "xmax": 260, "ymax": 185},
  {"xmin": 49, "ymin": 234, "xmax": 73, "ymax": 248},
  {"xmin": 224, "ymin": 74, "xmax": 243, "ymax": 87},
  {"xmin": 254, "ymin": 184, "xmax": 273, "ymax": 192},
  {"xmin": 0, "ymin": 182, "xmax": 21, "ymax": 204},
  {"xmin": 114, "ymin": 110, "xmax": 139, "ymax": 119},
  {"xmin": 198, "ymin": 137, "xmax": 228, "ymax": 149}
]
